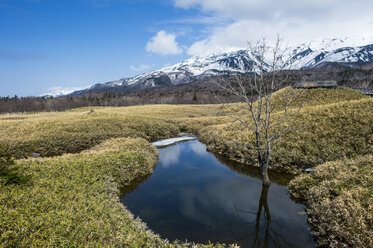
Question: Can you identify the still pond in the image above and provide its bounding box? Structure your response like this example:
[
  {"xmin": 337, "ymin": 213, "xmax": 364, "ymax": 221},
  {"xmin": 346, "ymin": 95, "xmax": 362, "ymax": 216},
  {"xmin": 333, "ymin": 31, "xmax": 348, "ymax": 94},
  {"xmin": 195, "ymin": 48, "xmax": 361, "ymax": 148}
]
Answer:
[{"xmin": 122, "ymin": 137, "xmax": 315, "ymax": 247}]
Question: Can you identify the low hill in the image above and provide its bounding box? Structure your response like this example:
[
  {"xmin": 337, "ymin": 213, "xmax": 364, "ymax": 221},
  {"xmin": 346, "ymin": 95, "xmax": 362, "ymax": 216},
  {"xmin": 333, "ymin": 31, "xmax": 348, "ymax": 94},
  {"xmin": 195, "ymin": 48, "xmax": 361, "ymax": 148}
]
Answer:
[{"xmin": 196, "ymin": 87, "xmax": 372, "ymax": 171}]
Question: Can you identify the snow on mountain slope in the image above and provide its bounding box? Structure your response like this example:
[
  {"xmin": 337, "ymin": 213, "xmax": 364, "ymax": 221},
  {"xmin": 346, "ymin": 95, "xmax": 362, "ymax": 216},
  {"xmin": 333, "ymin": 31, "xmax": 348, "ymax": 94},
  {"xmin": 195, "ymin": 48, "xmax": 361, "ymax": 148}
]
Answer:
[
  {"xmin": 64, "ymin": 36, "xmax": 373, "ymax": 96},
  {"xmin": 294, "ymin": 36, "xmax": 373, "ymax": 52},
  {"xmin": 42, "ymin": 86, "xmax": 91, "ymax": 97},
  {"xmin": 133, "ymin": 49, "xmax": 257, "ymax": 83},
  {"xmin": 290, "ymin": 44, "xmax": 373, "ymax": 69},
  {"xmin": 67, "ymin": 49, "xmax": 258, "ymax": 95}
]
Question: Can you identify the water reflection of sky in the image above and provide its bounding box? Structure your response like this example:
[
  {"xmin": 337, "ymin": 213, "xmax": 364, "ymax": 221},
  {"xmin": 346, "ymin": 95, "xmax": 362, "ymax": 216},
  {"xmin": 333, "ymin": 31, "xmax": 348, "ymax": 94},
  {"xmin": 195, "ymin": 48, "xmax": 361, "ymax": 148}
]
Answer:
[
  {"xmin": 122, "ymin": 140, "xmax": 315, "ymax": 247},
  {"xmin": 158, "ymin": 144, "xmax": 182, "ymax": 168},
  {"xmin": 158, "ymin": 139, "xmax": 208, "ymax": 168}
]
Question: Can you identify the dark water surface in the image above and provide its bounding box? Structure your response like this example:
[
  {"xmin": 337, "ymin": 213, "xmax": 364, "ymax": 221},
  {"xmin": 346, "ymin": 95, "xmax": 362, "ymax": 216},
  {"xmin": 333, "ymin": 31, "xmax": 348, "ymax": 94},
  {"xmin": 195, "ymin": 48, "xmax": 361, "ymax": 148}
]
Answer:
[{"xmin": 121, "ymin": 139, "xmax": 315, "ymax": 247}]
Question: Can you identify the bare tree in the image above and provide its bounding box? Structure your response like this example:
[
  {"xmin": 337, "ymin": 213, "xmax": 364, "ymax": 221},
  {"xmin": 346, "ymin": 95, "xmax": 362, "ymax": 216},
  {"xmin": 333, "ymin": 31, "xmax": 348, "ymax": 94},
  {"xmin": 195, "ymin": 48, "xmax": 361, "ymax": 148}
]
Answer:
[{"xmin": 213, "ymin": 36, "xmax": 306, "ymax": 186}]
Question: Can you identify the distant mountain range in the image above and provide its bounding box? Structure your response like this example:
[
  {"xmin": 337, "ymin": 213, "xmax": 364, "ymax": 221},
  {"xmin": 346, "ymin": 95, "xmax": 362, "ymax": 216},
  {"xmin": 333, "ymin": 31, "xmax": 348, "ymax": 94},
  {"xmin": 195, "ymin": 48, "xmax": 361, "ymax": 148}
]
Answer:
[{"xmin": 44, "ymin": 37, "xmax": 373, "ymax": 97}]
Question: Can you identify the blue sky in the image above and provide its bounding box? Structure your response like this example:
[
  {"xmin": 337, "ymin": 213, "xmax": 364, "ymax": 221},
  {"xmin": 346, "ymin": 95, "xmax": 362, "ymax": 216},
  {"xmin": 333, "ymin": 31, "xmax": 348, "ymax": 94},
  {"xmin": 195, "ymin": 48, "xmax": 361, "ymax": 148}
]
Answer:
[{"xmin": 1, "ymin": 0, "xmax": 372, "ymax": 96}]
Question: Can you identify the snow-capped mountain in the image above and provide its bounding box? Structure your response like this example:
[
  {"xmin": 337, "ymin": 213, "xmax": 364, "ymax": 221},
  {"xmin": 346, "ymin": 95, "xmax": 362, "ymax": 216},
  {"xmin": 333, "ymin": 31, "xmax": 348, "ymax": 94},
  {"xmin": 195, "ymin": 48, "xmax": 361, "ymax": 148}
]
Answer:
[
  {"xmin": 289, "ymin": 37, "xmax": 373, "ymax": 69},
  {"xmin": 68, "ymin": 50, "xmax": 258, "ymax": 95},
  {"xmin": 65, "ymin": 37, "xmax": 373, "ymax": 96}
]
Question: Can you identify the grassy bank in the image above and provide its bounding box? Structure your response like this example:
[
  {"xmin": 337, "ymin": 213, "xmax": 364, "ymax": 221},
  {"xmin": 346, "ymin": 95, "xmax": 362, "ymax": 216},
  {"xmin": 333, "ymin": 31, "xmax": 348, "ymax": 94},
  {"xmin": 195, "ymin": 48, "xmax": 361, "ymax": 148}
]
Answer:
[
  {"xmin": 197, "ymin": 89, "xmax": 372, "ymax": 172},
  {"xmin": 1, "ymin": 138, "xmax": 165, "ymax": 247},
  {"xmin": 0, "ymin": 138, "xmax": 228, "ymax": 247},
  {"xmin": 289, "ymin": 155, "xmax": 373, "ymax": 248}
]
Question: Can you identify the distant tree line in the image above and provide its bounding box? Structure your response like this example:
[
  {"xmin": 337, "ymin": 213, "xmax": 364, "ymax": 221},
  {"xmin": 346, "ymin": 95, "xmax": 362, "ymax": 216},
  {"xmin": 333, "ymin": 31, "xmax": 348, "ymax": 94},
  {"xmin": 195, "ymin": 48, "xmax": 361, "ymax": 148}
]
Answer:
[{"xmin": 0, "ymin": 90, "xmax": 241, "ymax": 113}]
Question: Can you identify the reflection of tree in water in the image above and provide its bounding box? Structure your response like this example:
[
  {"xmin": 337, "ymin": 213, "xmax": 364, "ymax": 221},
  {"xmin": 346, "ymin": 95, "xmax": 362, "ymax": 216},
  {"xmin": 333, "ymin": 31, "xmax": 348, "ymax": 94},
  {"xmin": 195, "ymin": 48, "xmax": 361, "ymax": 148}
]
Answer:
[
  {"xmin": 214, "ymin": 154, "xmax": 294, "ymax": 186},
  {"xmin": 119, "ymin": 173, "xmax": 152, "ymax": 199},
  {"xmin": 231, "ymin": 185, "xmax": 295, "ymax": 248}
]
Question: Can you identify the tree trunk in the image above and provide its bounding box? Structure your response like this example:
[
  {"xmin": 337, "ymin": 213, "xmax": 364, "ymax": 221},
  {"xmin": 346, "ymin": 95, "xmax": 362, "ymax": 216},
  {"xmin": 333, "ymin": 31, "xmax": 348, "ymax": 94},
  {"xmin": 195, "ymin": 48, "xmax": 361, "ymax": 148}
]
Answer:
[{"xmin": 260, "ymin": 160, "xmax": 270, "ymax": 186}]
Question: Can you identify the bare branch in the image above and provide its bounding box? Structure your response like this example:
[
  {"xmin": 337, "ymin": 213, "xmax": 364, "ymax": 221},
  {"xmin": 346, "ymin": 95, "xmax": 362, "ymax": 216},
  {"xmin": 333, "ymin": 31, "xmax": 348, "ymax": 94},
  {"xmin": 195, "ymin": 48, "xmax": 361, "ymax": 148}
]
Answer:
[{"xmin": 208, "ymin": 35, "xmax": 308, "ymax": 186}]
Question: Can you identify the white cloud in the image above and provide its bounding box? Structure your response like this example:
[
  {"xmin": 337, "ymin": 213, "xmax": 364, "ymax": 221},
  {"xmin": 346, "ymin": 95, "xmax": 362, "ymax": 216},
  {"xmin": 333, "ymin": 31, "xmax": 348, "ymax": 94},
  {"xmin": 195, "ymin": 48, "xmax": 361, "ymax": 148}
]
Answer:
[
  {"xmin": 129, "ymin": 64, "xmax": 151, "ymax": 72},
  {"xmin": 146, "ymin": 30, "xmax": 183, "ymax": 55},
  {"xmin": 174, "ymin": 0, "xmax": 200, "ymax": 9},
  {"xmin": 173, "ymin": 0, "xmax": 373, "ymax": 55}
]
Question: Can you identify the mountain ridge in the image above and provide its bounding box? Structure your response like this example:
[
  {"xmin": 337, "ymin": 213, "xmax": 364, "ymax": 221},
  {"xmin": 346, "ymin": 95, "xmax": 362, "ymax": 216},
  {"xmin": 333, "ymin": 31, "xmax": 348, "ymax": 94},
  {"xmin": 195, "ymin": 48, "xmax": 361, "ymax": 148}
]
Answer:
[{"xmin": 43, "ymin": 37, "xmax": 373, "ymax": 97}]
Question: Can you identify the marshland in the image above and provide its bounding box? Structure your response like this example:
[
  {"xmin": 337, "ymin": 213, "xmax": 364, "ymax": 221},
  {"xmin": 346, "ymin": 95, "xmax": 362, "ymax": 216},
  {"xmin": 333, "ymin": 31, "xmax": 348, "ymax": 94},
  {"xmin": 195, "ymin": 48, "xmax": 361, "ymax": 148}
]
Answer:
[{"xmin": 1, "ymin": 87, "xmax": 372, "ymax": 247}]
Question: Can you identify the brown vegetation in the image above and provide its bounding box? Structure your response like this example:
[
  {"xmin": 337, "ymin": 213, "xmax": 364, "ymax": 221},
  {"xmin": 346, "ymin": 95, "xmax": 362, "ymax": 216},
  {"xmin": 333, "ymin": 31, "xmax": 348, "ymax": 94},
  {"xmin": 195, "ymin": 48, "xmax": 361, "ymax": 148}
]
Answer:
[
  {"xmin": 289, "ymin": 155, "xmax": 373, "ymax": 248},
  {"xmin": 197, "ymin": 87, "xmax": 372, "ymax": 172}
]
